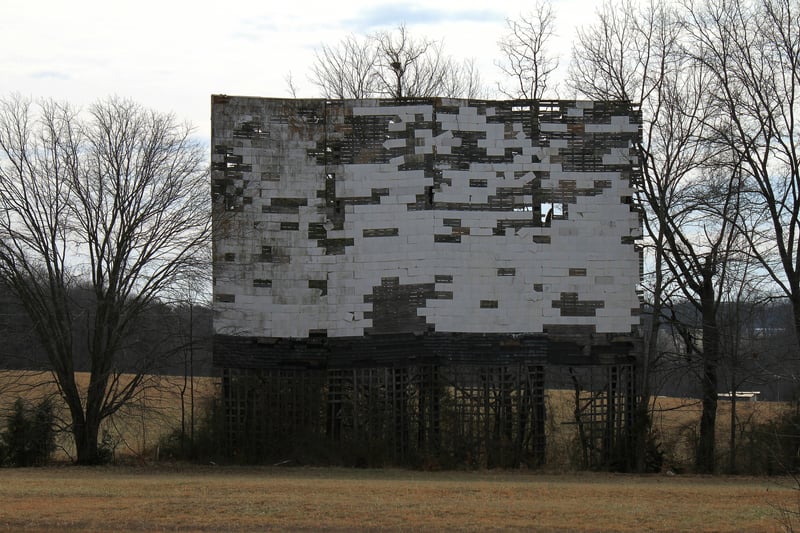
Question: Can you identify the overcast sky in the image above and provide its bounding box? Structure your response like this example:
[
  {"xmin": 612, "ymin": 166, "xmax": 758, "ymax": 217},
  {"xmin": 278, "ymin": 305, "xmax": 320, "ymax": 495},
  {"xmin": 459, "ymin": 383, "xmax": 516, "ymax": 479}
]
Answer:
[{"xmin": 2, "ymin": 0, "xmax": 608, "ymax": 143}]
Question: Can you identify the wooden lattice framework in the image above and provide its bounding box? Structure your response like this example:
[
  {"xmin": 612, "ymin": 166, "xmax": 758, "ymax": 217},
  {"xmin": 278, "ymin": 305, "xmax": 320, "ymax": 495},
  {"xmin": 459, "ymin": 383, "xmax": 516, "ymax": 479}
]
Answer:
[{"xmin": 221, "ymin": 362, "xmax": 551, "ymax": 467}]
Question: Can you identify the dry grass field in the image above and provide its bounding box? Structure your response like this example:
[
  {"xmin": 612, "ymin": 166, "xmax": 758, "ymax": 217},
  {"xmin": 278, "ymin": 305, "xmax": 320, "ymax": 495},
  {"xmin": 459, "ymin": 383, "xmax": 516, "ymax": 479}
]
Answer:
[
  {"xmin": 0, "ymin": 370, "xmax": 219, "ymax": 461},
  {"xmin": 1, "ymin": 371, "xmax": 800, "ymax": 531},
  {"xmin": 0, "ymin": 370, "xmax": 793, "ymax": 468},
  {"xmin": 544, "ymin": 389, "xmax": 793, "ymax": 471},
  {"xmin": 0, "ymin": 466, "xmax": 797, "ymax": 532},
  {"xmin": 0, "ymin": 372, "xmax": 800, "ymax": 532}
]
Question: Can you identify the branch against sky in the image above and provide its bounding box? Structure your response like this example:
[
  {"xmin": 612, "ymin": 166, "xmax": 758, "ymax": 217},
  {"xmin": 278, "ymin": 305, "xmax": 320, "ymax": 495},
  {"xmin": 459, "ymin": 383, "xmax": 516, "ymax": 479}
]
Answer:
[
  {"xmin": 310, "ymin": 33, "xmax": 379, "ymax": 99},
  {"xmin": 683, "ymin": 0, "xmax": 800, "ymax": 341},
  {"xmin": 0, "ymin": 94, "xmax": 210, "ymax": 464},
  {"xmin": 497, "ymin": 0, "xmax": 559, "ymax": 99},
  {"xmin": 309, "ymin": 24, "xmax": 486, "ymax": 100}
]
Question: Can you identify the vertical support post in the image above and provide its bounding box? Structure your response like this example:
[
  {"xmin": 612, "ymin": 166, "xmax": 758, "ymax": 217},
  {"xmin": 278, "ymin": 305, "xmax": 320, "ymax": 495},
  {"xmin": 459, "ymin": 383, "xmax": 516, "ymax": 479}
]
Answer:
[
  {"xmin": 327, "ymin": 370, "xmax": 342, "ymax": 441},
  {"xmin": 531, "ymin": 365, "xmax": 546, "ymax": 466}
]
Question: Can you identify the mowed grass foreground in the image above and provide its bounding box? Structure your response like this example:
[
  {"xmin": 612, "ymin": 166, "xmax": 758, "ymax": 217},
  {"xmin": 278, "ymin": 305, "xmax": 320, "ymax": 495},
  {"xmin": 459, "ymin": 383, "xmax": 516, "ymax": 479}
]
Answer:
[{"xmin": 0, "ymin": 466, "xmax": 796, "ymax": 532}]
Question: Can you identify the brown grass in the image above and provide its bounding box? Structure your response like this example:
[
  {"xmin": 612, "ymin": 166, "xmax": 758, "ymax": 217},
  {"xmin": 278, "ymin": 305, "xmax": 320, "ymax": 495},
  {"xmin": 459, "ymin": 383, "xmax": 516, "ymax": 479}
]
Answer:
[
  {"xmin": 543, "ymin": 390, "xmax": 794, "ymax": 471},
  {"xmin": 1, "ymin": 372, "xmax": 799, "ymax": 531},
  {"xmin": 0, "ymin": 371, "xmax": 794, "ymax": 469},
  {"xmin": 650, "ymin": 395, "xmax": 793, "ymax": 471},
  {"xmin": 0, "ymin": 370, "xmax": 219, "ymax": 460},
  {"xmin": 0, "ymin": 466, "xmax": 796, "ymax": 532}
]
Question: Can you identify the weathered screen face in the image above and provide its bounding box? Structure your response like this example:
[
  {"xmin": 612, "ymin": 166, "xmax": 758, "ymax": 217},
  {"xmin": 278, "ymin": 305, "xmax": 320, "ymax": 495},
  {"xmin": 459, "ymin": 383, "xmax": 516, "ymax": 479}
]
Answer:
[{"xmin": 212, "ymin": 97, "xmax": 642, "ymax": 339}]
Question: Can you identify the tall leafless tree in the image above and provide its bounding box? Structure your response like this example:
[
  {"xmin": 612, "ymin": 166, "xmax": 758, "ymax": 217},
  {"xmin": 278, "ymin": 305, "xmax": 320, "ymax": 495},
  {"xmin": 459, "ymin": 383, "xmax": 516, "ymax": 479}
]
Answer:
[
  {"xmin": 284, "ymin": 71, "xmax": 300, "ymax": 99},
  {"xmin": 569, "ymin": 0, "xmax": 754, "ymax": 472},
  {"xmin": 373, "ymin": 24, "xmax": 449, "ymax": 98},
  {"xmin": 0, "ymin": 95, "xmax": 210, "ymax": 464},
  {"xmin": 440, "ymin": 57, "xmax": 487, "ymax": 100},
  {"xmin": 310, "ymin": 34, "xmax": 378, "ymax": 99},
  {"xmin": 497, "ymin": 1, "xmax": 559, "ymax": 99},
  {"xmin": 309, "ymin": 24, "xmax": 484, "ymax": 100},
  {"xmin": 714, "ymin": 244, "xmax": 775, "ymax": 473},
  {"xmin": 684, "ymin": 0, "xmax": 800, "ymax": 348}
]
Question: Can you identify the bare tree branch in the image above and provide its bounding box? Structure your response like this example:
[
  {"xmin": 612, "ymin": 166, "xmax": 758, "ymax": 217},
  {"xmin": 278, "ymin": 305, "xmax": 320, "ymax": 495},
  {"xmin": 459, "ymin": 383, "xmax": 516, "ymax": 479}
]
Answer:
[
  {"xmin": 684, "ymin": 0, "xmax": 800, "ymax": 343},
  {"xmin": 497, "ymin": 2, "xmax": 559, "ymax": 99},
  {"xmin": 310, "ymin": 34, "xmax": 378, "ymax": 99},
  {"xmin": 309, "ymin": 24, "xmax": 481, "ymax": 100},
  {"xmin": 0, "ymin": 95, "xmax": 210, "ymax": 463}
]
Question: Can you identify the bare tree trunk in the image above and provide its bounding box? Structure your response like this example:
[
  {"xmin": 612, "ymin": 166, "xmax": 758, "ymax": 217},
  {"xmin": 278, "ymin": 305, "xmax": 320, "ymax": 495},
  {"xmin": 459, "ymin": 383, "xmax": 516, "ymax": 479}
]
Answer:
[
  {"xmin": 697, "ymin": 282, "xmax": 719, "ymax": 473},
  {"xmin": 636, "ymin": 236, "xmax": 665, "ymax": 472},
  {"xmin": 729, "ymin": 384, "xmax": 737, "ymax": 474},
  {"xmin": 792, "ymin": 300, "xmax": 800, "ymax": 357},
  {"xmin": 74, "ymin": 416, "xmax": 101, "ymax": 465}
]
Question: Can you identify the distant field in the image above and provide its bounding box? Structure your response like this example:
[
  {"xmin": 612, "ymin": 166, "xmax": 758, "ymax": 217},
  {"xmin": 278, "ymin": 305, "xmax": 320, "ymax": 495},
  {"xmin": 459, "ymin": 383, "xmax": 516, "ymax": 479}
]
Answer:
[
  {"xmin": 0, "ymin": 370, "xmax": 219, "ymax": 461},
  {"xmin": 540, "ymin": 390, "xmax": 790, "ymax": 471},
  {"xmin": 0, "ymin": 466, "xmax": 796, "ymax": 532}
]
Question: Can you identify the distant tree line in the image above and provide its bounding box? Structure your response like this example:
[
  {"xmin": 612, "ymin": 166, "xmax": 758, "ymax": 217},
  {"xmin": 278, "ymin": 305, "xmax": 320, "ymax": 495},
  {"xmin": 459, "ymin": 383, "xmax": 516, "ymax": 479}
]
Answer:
[{"xmin": 0, "ymin": 280, "xmax": 213, "ymax": 375}]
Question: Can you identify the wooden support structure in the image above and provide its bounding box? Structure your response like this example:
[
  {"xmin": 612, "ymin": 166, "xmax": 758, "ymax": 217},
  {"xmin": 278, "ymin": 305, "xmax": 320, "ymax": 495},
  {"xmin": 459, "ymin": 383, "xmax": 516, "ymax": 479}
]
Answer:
[{"xmin": 216, "ymin": 332, "xmax": 636, "ymax": 468}]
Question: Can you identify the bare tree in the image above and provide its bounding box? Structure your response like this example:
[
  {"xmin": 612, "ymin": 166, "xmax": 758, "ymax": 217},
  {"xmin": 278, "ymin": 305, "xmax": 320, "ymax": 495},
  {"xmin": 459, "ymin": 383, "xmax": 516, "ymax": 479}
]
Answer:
[
  {"xmin": 497, "ymin": 1, "xmax": 559, "ymax": 99},
  {"xmin": 309, "ymin": 24, "xmax": 483, "ymax": 100},
  {"xmin": 568, "ymin": 0, "xmax": 671, "ymax": 103},
  {"xmin": 440, "ymin": 57, "xmax": 488, "ymax": 100},
  {"xmin": 568, "ymin": 0, "xmax": 755, "ymax": 472},
  {"xmin": 372, "ymin": 24, "xmax": 454, "ymax": 98},
  {"xmin": 284, "ymin": 71, "xmax": 300, "ymax": 99},
  {"xmin": 310, "ymin": 34, "xmax": 378, "ymax": 99},
  {"xmin": 716, "ymin": 252, "xmax": 775, "ymax": 473},
  {"xmin": 0, "ymin": 95, "xmax": 210, "ymax": 464},
  {"xmin": 462, "ymin": 58, "xmax": 488, "ymax": 99},
  {"xmin": 684, "ymin": 0, "xmax": 800, "ymax": 347}
]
